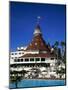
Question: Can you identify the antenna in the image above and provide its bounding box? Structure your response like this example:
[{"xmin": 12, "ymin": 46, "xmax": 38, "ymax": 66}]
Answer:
[{"xmin": 37, "ymin": 16, "xmax": 41, "ymax": 24}]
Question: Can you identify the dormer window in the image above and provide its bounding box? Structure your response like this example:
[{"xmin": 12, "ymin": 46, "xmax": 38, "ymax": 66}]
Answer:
[{"xmin": 35, "ymin": 43, "xmax": 37, "ymax": 45}]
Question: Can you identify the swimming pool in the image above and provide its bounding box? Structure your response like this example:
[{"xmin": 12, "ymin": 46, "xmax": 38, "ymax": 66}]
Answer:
[{"xmin": 9, "ymin": 79, "xmax": 65, "ymax": 89}]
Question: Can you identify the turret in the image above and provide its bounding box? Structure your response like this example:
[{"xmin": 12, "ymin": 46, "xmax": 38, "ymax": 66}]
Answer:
[{"xmin": 33, "ymin": 25, "xmax": 42, "ymax": 36}]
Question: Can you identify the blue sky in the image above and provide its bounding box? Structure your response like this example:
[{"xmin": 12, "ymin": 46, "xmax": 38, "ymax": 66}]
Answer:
[{"xmin": 10, "ymin": 2, "xmax": 66, "ymax": 51}]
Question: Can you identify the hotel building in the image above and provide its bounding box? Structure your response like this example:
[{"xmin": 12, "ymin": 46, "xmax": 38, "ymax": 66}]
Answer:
[{"xmin": 10, "ymin": 24, "xmax": 65, "ymax": 78}]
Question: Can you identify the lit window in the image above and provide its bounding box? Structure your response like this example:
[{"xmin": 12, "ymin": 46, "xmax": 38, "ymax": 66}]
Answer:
[{"xmin": 35, "ymin": 43, "xmax": 37, "ymax": 45}]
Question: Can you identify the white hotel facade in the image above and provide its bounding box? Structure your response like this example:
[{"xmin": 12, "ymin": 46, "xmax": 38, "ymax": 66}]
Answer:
[{"xmin": 10, "ymin": 24, "xmax": 65, "ymax": 79}]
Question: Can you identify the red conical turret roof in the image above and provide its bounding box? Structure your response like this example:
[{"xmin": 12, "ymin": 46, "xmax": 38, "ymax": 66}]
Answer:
[{"xmin": 26, "ymin": 25, "xmax": 50, "ymax": 52}]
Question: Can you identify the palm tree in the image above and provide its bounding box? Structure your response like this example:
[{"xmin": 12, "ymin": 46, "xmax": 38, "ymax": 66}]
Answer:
[
  {"xmin": 54, "ymin": 41, "xmax": 59, "ymax": 59},
  {"xmin": 10, "ymin": 70, "xmax": 20, "ymax": 88},
  {"xmin": 60, "ymin": 41, "xmax": 65, "ymax": 59},
  {"xmin": 60, "ymin": 42, "xmax": 66, "ymax": 79},
  {"xmin": 54, "ymin": 41, "xmax": 59, "ymax": 74},
  {"xmin": 56, "ymin": 67, "xmax": 65, "ymax": 79},
  {"xmin": 47, "ymin": 42, "xmax": 51, "ymax": 50},
  {"xmin": 10, "ymin": 70, "xmax": 27, "ymax": 88},
  {"xmin": 63, "ymin": 51, "xmax": 66, "ymax": 64},
  {"xmin": 21, "ymin": 70, "xmax": 27, "ymax": 78}
]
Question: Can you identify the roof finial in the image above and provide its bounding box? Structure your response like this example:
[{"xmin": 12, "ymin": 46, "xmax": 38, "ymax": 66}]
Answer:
[{"xmin": 37, "ymin": 16, "xmax": 41, "ymax": 24}]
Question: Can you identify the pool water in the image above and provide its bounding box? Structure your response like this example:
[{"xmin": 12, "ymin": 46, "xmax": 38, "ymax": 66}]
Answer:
[{"xmin": 9, "ymin": 79, "xmax": 65, "ymax": 89}]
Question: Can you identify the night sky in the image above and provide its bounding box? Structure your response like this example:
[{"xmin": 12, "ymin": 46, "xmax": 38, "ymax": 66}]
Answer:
[{"xmin": 10, "ymin": 2, "xmax": 66, "ymax": 51}]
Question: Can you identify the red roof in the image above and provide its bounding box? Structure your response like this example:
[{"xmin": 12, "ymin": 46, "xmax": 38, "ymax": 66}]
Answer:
[
  {"xmin": 26, "ymin": 35, "xmax": 51, "ymax": 51},
  {"xmin": 26, "ymin": 25, "xmax": 51, "ymax": 52},
  {"xmin": 20, "ymin": 25, "xmax": 55, "ymax": 59},
  {"xmin": 21, "ymin": 53, "xmax": 55, "ymax": 58}
]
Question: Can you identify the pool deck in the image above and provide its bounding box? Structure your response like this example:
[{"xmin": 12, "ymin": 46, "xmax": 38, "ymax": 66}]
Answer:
[{"xmin": 22, "ymin": 78, "xmax": 65, "ymax": 80}]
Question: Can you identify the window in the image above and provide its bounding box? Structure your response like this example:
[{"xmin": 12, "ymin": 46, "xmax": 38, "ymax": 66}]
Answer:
[
  {"xmin": 15, "ymin": 57, "xmax": 17, "ymax": 59},
  {"xmin": 17, "ymin": 59, "xmax": 20, "ymax": 62},
  {"xmin": 14, "ymin": 59, "xmax": 17, "ymax": 62},
  {"xmin": 46, "ymin": 63, "xmax": 50, "ymax": 67},
  {"xmin": 25, "ymin": 58, "xmax": 29, "ymax": 62},
  {"xmin": 21, "ymin": 59, "xmax": 23, "ymax": 62},
  {"xmin": 35, "ymin": 58, "xmax": 40, "ymax": 61},
  {"xmin": 41, "ymin": 58, "xmax": 45, "ymax": 61},
  {"xmin": 12, "ymin": 57, "xmax": 13, "ymax": 59},
  {"xmin": 51, "ymin": 58, "xmax": 54, "ymax": 60},
  {"xmin": 15, "ymin": 53, "xmax": 17, "ymax": 55},
  {"xmin": 35, "ymin": 43, "xmax": 37, "ymax": 45},
  {"xmin": 11, "ymin": 53, "xmax": 14, "ymax": 55},
  {"xmin": 19, "ymin": 53, "xmax": 21, "ymax": 54},
  {"xmin": 30, "ymin": 58, "xmax": 34, "ymax": 61}
]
